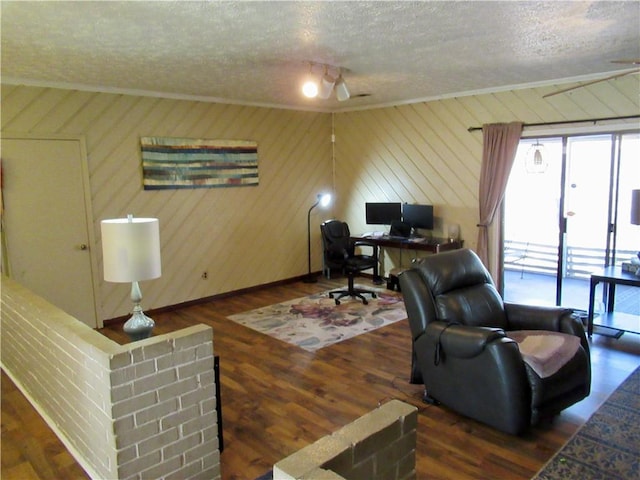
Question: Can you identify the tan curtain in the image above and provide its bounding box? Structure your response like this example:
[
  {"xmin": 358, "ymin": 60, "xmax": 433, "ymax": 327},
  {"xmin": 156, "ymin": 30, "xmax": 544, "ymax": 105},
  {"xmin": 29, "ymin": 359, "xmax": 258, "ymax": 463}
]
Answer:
[{"xmin": 476, "ymin": 122, "xmax": 523, "ymax": 291}]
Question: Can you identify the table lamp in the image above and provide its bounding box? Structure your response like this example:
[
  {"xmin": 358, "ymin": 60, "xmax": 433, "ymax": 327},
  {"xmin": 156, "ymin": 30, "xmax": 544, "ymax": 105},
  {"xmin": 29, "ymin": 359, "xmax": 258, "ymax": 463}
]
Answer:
[{"xmin": 101, "ymin": 215, "xmax": 161, "ymax": 341}]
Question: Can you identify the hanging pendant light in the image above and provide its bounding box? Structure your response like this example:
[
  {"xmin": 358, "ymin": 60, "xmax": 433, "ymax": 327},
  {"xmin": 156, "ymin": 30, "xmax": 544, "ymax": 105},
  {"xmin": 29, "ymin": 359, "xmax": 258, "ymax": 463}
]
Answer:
[{"xmin": 525, "ymin": 141, "xmax": 548, "ymax": 174}]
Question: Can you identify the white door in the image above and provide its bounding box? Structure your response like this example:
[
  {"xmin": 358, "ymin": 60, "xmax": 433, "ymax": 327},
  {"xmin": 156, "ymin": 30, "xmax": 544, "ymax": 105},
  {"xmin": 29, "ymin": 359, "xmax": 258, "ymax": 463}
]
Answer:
[{"xmin": 2, "ymin": 138, "xmax": 98, "ymax": 327}]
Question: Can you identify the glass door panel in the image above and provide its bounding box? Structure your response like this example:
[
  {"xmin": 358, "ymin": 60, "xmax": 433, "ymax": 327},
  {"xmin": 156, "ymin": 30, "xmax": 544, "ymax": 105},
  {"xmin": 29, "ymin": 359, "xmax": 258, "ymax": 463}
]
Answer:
[
  {"xmin": 560, "ymin": 135, "xmax": 613, "ymax": 308},
  {"xmin": 504, "ymin": 138, "xmax": 562, "ymax": 307},
  {"xmin": 612, "ymin": 133, "xmax": 640, "ymax": 316},
  {"xmin": 614, "ymin": 133, "xmax": 640, "ymax": 265}
]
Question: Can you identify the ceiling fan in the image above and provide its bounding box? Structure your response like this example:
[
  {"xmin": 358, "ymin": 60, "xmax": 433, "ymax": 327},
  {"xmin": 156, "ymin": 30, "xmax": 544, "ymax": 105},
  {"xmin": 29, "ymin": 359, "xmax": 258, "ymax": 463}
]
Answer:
[{"xmin": 543, "ymin": 59, "xmax": 640, "ymax": 98}]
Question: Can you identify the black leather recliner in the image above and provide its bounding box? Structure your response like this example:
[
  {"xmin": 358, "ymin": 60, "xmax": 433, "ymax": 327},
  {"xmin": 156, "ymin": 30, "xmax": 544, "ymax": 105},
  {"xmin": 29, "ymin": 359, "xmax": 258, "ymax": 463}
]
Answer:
[{"xmin": 399, "ymin": 248, "xmax": 591, "ymax": 435}]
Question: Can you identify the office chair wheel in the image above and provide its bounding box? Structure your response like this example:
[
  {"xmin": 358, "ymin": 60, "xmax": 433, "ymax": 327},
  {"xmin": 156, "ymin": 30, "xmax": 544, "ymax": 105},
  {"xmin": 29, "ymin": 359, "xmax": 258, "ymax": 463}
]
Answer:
[
  {"xmin": 363, "ymin": 299, "xmax": 368, "ymax": 305},
  {"xmin": 335, "ymin": 299, "xmax": 340, "ymax": 305}
]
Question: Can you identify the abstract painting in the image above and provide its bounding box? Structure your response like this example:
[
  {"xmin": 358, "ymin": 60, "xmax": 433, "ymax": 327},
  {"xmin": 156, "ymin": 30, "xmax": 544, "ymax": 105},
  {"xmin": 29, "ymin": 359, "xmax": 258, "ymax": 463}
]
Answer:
[{"xmin": 141, "ymin": 136, "xmax": 258, "ymax": 189}]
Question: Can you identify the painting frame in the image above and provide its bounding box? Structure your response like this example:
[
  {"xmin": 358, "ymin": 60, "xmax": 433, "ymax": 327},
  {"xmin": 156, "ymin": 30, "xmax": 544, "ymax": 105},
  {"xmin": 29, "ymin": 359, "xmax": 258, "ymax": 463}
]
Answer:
[{"xmin": 141, "ymin": 136, "xmax": 259, "ymax": 190}]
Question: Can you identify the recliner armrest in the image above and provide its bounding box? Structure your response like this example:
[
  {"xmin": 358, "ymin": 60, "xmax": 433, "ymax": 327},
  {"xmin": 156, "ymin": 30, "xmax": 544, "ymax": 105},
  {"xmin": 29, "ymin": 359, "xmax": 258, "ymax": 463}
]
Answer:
[
  {"xmin": 505, "ymin": 303, "xmax": 590, "ymax": 375},
  {"xmin": 505, "ymin": 303, "xmax": 572, "ymax": 332},
  {"xmin": 426, "ymin": 322, "xmax": 507, "ymax": 359},
  {"xmin": 505, "ymin": 303, "xmax": 588, "ymax": 349},
  {"xmin": 560, "ymin": 312, "xmax": 590, "ymax": 359}
]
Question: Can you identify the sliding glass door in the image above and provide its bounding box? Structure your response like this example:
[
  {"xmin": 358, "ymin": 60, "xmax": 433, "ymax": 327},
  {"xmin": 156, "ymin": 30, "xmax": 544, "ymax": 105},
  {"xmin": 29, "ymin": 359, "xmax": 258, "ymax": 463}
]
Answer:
[
  {"xmin": 504, "ymin": 131, "xmax": 639, "ymax": 313},
  {"xmin": 504, "ymin": 138, "xmax": 562, "ymax": 306}
]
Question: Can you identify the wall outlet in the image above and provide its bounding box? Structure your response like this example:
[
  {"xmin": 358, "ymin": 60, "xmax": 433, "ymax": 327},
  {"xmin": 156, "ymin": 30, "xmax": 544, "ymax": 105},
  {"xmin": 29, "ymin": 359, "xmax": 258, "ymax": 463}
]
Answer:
[{"xmin": 201, "ymin": 271, "xmax": 208, "ymax": 279}]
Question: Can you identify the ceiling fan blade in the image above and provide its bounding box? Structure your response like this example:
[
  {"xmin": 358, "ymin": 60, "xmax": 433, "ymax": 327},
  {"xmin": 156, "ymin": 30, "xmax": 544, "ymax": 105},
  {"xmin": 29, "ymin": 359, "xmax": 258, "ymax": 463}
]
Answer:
[
  {"xmin": 611, "ymin": 59, "xmax": 640, "ymax": 65},
  {"xmin": 543, "ymin": 68, "xmax": 640, "ymax": 99}
]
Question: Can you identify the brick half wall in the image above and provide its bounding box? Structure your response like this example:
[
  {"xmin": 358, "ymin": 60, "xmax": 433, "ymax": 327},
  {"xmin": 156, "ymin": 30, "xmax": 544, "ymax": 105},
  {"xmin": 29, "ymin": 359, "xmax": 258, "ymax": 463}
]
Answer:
[
  {"xmin": 1, "ymin": 277, "xmax": 221, "ymax": 480},
  {"xmin": 274, "ymin": 399, "xmax": 418, "ymax": 480}
]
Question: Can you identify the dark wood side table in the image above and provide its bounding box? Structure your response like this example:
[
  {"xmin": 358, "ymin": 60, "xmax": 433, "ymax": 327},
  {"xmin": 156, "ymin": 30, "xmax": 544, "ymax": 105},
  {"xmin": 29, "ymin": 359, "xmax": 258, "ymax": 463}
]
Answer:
[{"xmin": 587, "ymin": 266, "xmax": 640, "ymax": 337}]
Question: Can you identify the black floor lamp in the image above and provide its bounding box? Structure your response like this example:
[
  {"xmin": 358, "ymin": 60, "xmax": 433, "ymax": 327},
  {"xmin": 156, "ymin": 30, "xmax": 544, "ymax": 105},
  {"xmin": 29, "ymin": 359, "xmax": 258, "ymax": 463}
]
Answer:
[{"xmin": 304, "ymin": 193, "xmax": 332, "ymax": 283}]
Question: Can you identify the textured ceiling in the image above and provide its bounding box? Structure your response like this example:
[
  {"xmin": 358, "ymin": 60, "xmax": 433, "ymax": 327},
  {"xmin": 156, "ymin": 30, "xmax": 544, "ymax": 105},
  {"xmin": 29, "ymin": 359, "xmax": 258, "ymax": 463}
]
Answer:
[{"xmin": 2, "ymin": 1, "xmax": 639, "ymax": 111}]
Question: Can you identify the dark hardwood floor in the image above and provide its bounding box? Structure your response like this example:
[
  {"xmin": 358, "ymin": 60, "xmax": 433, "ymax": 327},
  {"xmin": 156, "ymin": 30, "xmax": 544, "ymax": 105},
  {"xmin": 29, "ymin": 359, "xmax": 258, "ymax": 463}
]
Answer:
[{"xmin": 2, "ymin": 276, "xmax": 639, "ymax": 480}]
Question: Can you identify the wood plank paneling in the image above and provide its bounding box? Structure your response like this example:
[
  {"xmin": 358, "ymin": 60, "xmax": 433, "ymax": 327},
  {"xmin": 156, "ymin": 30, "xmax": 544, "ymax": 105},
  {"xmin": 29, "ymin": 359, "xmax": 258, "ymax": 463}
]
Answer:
[
  {"xmin": 2, "ymin": 74, "xmax": 638, "ymax": 319},
  {"xmin": 2, "ymin": 88, "xmax": 332, "ymax": 321},
  {"xmin": 336, "ymin": 74, "xmax": 639, "ymax": 277}
]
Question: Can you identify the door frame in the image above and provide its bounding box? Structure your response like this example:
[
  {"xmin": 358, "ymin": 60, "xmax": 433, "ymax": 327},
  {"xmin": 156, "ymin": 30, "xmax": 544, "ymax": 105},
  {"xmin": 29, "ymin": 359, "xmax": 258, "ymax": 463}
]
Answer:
[{"xmin": 1, "ymin": 132, "xmax": 101, "ymax": 328}]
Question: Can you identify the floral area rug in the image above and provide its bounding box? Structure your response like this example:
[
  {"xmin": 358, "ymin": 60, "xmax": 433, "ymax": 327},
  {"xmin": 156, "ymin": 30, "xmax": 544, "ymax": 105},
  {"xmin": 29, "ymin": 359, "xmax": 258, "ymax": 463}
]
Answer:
[{"xmin": 227, "ymin": 286, "xmax": 406, "ymax": 352}]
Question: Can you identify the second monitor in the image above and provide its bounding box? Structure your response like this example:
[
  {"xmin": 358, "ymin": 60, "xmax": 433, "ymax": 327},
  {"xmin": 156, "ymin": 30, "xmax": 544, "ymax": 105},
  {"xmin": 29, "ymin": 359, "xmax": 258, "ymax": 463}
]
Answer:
[{"xmin": 402, "ymin": 204, "xmax": 434, "ymax": 231}]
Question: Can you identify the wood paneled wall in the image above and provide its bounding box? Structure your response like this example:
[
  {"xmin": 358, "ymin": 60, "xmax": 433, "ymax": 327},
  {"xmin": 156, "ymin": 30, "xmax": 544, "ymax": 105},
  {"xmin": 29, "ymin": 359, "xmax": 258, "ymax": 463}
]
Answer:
[
  {"xmin": 336, "ymin": 76, "xmax": 639, "ymax": 272},
  {"xmin": 1, "ymin": 86, "xmax": 333, "ymax": 320},
  {"xmin": 2, "ymin": 74, "xmax": 638, "ymax": 320}
]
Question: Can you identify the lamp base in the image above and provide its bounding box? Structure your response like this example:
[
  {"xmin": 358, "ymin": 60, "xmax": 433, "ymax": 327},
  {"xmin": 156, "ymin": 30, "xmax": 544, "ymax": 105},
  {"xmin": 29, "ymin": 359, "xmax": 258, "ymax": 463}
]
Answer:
[{"xmin": 123, "ymin": 310, "xmax": 155, "ymax": 342}]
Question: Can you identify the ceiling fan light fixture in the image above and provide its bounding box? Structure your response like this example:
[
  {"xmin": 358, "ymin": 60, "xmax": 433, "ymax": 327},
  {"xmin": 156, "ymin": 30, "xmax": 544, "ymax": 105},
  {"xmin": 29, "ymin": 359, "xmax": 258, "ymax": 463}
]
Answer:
[
  {"xmin": 318, "ymin": 73, "xmax": 335, "ymax": 100},
  {"xmin": 301, "ymin": 62, "xmax": 349, "ymax": 101},
  {"xmin": 335, "ymin": 75, "xmax": 350, "ymax": 101},
  {"xmin": 301, "ymin": 62, "xmax": 319, "ymax": 98},
  {"xmin": 302, "ymin": 79, "xmax": 318, "ymax": 98}
]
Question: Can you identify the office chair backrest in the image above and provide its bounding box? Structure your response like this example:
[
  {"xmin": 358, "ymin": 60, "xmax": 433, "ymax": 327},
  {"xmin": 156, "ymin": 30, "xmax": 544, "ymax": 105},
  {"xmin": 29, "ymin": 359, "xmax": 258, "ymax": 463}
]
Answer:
[
  {"xmin": 321, "ymin": 220, "xmax": 354, "ymax": 260},
  {"xmin": 324, "ymin": 219, "xmax": 350, "ymax": 239}
]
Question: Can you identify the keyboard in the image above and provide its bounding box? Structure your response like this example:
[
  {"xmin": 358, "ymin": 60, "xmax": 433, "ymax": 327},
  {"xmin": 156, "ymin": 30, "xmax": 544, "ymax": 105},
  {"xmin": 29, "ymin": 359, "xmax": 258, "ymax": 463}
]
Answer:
[{"xmin": 385, "ymin": 235, "xmax": 410, "ymax": 241}]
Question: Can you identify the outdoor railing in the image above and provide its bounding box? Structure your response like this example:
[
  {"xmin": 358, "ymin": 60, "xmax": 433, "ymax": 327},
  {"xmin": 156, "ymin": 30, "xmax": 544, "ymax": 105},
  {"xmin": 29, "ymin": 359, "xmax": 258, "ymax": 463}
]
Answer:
[{"xmin": 504, "ymin": 240, "xmax": 636, "ymax": 279}]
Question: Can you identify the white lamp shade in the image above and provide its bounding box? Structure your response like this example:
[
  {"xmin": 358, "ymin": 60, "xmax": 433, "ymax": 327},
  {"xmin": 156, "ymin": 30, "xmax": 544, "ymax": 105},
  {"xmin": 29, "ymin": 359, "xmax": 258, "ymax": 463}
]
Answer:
[
  {"xmin": 318, "ymin": 74, "xmax": 335, "ymax": 100},
  {"xmin": 101, "ymin": 217, "xmax": 161, "ymax": 282},
  {"xmin": 335, "ymin": 76, "xmax": 350, "ymax": 101},
  {"xmin": 632, "ymin": 189, "xmax": 640, "ymax": 225}
]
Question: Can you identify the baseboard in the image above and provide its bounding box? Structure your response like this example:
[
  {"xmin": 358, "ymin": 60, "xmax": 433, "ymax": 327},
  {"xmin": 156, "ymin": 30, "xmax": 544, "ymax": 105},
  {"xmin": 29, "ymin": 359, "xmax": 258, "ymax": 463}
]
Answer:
[{"xmin": 102, "ymin": 272, "xmax": 322, "ymax": 326}]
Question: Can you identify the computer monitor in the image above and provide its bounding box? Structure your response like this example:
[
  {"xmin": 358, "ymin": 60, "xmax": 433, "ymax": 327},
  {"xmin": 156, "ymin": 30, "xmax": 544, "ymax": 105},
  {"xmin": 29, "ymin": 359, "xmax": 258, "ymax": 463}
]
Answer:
[
  {"xmin": 365, "ymin": 202, "xmax": 402, "ymax": 225},
  {"xmin": 402, "ymin": 204, "xmax": 434, "ymax": 231}
]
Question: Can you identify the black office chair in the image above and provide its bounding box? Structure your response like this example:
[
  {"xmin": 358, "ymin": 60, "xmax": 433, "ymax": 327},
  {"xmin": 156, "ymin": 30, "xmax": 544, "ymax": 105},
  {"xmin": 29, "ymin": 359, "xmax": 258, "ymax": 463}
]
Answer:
[{"xmin": 320, "ymin": 220, "xmax": 379, "ymax": 305}]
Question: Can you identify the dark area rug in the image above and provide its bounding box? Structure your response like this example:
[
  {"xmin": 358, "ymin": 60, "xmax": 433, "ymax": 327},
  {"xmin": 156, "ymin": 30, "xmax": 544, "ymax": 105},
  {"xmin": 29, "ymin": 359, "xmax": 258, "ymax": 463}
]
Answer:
[{"xmin": 533, "ymin": 366, "xmax": 640, "ymax": 479}]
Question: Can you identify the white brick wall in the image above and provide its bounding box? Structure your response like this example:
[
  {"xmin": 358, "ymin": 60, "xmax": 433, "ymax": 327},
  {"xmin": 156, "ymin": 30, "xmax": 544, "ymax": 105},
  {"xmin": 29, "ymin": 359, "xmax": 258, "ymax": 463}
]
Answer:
[{"xmin": 1, "ymin": 278, "xmax": 221, "ymax": 480}]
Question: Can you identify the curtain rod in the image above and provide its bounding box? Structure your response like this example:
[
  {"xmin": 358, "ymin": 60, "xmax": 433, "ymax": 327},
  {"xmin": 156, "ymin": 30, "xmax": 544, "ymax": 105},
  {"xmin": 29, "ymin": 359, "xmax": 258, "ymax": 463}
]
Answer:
[{"xmin": 467, "ymin": 114, "xmax": 640, "ymax": 132}]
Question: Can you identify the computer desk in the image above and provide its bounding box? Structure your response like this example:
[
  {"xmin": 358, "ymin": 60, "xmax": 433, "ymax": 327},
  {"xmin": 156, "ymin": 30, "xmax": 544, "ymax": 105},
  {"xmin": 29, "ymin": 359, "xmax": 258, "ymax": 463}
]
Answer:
[
  {"xmin": 351, "ymin": 234, "xmax": 464, "ymax": 286},
  {"xmin": 353, "ymin": 234, "xmax": 463, "ymax": 254}
]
